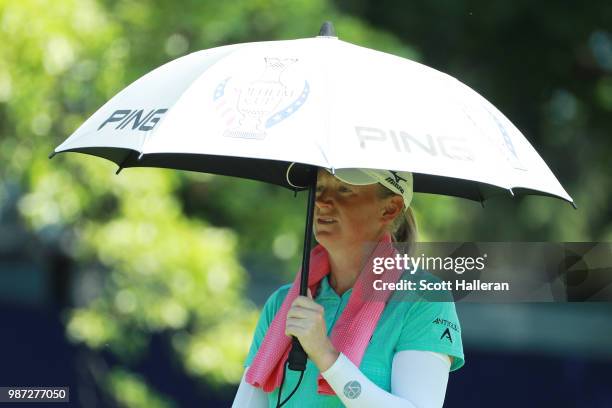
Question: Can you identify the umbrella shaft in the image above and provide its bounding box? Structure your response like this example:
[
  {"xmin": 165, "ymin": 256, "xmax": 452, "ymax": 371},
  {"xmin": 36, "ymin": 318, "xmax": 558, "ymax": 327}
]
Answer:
[
  {"xmin": 299, "ymin": 170, "xmax": 317, "ymax": 296},
  {"xmin": 288, "ymin": 167, "xmax": 317, "ymax": 372}
]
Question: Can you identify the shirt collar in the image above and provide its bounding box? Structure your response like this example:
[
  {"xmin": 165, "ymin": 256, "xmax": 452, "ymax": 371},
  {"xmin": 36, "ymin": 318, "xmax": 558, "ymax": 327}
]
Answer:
[{"xmin": 317, "ymin": 275, "xmax": 353, "ymax": 301}]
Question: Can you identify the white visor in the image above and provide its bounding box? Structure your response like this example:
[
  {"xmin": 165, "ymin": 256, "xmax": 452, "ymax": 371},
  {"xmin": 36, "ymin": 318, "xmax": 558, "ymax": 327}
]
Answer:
[{"xmin": 326, "ymin": 168, "xmax": 414, "ymax": 209}]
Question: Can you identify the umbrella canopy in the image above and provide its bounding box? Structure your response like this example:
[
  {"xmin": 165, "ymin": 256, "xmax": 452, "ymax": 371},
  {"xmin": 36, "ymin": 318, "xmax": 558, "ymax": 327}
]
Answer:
[{"xmin": 50, "ymin": 23, "xmax": 574, "ymax": 207}]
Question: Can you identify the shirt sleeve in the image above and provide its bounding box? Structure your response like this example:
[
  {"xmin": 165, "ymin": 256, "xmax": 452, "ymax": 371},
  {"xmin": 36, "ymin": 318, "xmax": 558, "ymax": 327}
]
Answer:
[
  {"xmin": 232, "ymin": 366, "xmax": 269, "ymax": 408},
  {"xmin": 320, "ymin": 350, "xmax": 450, "ymax": 407},
  {"xmin": 395, "ymin": 300, "xmax": 465, "ymax": 371},
  {"xmin": 243, "ymin": 284, "xmax": 292, "ymax": 368}
]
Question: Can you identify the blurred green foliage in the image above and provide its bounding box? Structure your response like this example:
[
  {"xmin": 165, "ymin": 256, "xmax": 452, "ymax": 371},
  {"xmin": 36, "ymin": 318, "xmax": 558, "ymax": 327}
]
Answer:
[
  {"xmin": 106, "ymin": 368, "xmax": 177, "ymax": 408},
  {"xmin": 1, "ymin": 0, "xmax": 609, "ymax": 406}
]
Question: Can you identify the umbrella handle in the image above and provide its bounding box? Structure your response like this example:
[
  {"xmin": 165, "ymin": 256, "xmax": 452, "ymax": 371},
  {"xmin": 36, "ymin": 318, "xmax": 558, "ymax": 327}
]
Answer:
[
  {"xmin": 288, "ymin": 166, "xmax": 317, "ymax": 371},
  {"xmin": 288, "ymin": 337, "xmax": 307, "ymax": 371}
]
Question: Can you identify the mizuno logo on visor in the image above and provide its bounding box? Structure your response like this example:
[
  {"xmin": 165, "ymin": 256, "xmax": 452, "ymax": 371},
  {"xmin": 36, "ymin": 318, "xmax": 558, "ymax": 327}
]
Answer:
[{"xmin": 385, "ymin": 171, "xmax": 405, "ymax": 194}]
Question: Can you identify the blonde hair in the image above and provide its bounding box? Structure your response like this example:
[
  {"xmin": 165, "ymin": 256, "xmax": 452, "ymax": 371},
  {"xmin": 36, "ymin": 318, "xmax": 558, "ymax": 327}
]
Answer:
[{"xmin": 377, "ymin": 185, "xmax": 418, "ymax": 250}]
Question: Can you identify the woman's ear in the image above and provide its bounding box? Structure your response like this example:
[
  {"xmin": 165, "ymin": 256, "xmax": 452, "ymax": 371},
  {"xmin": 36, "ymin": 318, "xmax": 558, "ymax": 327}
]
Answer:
[{"xmin": 382, "ymin": 196, "xmax": 404, "ymax": 221}]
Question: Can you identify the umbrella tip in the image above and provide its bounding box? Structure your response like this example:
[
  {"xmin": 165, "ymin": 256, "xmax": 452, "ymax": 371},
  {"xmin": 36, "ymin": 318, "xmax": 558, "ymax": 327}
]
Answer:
[
  {"xmin": 318, "ymin": 21, "xmax": 336, "ymax": 37},
  {"xmin": 48, "ymin": 151, "xmax": 56, "ymax": 159},
  {"xmin": 570, "ymin": 201, "xmax": 578, "ymax": 210}
]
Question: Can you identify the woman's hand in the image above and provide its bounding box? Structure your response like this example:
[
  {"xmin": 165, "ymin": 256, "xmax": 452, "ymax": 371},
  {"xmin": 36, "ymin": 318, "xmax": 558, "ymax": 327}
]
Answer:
[{"xmin": 285, "ymin": 289, "xmax": 340, "ymax": 372}]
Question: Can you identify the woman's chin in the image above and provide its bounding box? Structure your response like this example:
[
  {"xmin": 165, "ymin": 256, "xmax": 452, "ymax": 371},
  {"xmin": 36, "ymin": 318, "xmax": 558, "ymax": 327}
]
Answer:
[{"xmin": 313, "ymin": 230, "xmax": 335, "ymax": 245}]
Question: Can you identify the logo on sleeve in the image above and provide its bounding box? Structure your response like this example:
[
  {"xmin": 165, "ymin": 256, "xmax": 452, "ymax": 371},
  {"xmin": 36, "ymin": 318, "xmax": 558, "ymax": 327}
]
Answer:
[
  {"xmin": 343, "ymin": 381, "xmax": 362, "ymax": 399},
  {"xmin": 432, "ymin": 317, "xmax": 459, "ymax": 332},
  {"xmin": 440, "ymin": 328, "xmax": 453, "ymax": 343}
]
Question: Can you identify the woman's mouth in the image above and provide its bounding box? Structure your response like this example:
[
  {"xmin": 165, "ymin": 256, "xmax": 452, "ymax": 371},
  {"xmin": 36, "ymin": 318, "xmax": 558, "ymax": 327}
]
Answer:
[{"xmin": 317, "ymin": 217, "xmax": 336, "ymax": 224}]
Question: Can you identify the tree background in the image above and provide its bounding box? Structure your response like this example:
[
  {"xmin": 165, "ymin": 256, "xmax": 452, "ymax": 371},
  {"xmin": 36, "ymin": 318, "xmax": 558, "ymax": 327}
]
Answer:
[{"xmin": 1, "ymin": 0, "xmax": 611, "ymax": 406}]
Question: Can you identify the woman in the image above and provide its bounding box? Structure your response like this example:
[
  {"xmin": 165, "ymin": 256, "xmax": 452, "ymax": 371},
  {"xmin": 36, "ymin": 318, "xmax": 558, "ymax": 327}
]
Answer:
[{"xmin": 233, "ymin": 168, "xmax": 464, "ymax": 407}]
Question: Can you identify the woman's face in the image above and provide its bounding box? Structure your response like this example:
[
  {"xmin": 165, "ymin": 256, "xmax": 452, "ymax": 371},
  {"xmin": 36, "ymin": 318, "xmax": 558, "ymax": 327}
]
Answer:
[{"xmin": 313, "ymin": 169, "xmax": 401, "ymax": 251}]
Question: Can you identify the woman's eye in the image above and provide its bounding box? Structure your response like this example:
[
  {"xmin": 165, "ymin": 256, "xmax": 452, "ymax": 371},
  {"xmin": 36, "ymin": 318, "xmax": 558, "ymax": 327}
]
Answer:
[{"xmin": 338, "ymin": 186, "xmax": 352, "ymax": 193}]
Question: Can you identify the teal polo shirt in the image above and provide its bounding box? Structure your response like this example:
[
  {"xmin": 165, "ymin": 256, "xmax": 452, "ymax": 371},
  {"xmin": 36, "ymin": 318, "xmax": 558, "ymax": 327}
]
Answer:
[{"xmin": 244, "ymin": 273, "xmax": 465, "ymax": 407}]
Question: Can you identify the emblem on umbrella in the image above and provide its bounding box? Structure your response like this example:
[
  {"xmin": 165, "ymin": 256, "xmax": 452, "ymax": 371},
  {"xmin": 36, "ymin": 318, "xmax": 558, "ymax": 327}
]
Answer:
[{"xmin": 214, "ymin": 57, "xmax": 310, "ymax": 140}]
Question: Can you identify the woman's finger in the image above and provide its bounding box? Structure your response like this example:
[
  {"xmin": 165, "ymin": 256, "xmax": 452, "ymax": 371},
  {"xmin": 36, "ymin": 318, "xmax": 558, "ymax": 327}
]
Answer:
[
  {"xmin": 292, "ymin": 296, "xmax": 324, "ymax": 312},
  {"xmin": 286, "ymin": 305, "xmax": 316, "ymax": 319},
  {"xmin": 285, "ymin": 323, "xmax": 304, "ymax": 337}
]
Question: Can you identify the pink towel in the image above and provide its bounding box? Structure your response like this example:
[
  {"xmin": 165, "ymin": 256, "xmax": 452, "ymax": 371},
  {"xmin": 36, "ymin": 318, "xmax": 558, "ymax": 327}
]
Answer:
[{"xmin": 245, "ymin": 233, "xmax": 402, "ymax": 395}]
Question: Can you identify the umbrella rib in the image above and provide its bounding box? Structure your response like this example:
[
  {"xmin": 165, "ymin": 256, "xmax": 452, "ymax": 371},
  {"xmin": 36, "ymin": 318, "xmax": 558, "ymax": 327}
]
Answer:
[
  {"xmin": 115, "ymin": 150, "xmax": 136, "ymax": 175},
  {"xmin": 478, "ymin": 186, "xmax": 486, "ymax": 208}
]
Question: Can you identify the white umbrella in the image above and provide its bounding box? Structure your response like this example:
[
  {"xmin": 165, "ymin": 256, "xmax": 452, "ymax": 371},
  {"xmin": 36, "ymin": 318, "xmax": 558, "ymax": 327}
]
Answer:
[
  {"xmin": 49, "ymin": 21, "xmax": 575, "ymax": 377},
  {"xmin": 50, "ymin": 23, "xmax": 574, "ymax": 207}
]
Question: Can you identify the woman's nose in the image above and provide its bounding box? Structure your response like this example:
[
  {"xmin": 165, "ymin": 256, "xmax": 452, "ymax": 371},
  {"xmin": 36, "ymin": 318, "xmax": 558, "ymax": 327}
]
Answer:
[{"xmin": 315, "ymin": 189, "xmax": 333, "ymax": 208}]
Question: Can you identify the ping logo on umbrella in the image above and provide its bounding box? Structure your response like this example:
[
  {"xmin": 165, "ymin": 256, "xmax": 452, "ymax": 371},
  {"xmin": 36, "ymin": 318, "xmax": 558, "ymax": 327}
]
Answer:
[
  {"xmin": 355, "ymin": 126, "xmax": 475, "ymax": 162},
  {"xmin": 213, "ymin": 57, "xmax": 310, "ymax": 140},
  {"xmin": 98, "ymin": 108, "xmax": 168, "ymax": 132}
]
